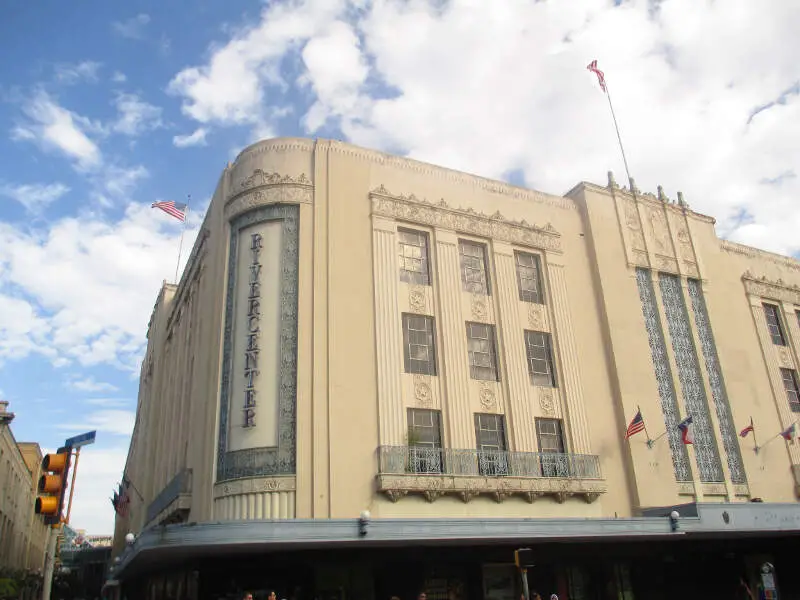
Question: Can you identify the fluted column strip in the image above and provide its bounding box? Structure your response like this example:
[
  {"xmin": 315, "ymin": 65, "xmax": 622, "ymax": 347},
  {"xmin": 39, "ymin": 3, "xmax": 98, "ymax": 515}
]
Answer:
[
  {"xmin": 436, "ymin": 236, "xmax": 473, "ymax": 448},
  {"xmin": 372, "ymin": 222, "xmax": 404, "ymax": 445},
  {"xmin": 549, "ymin": 263, "xmax": 592, "ymax": 454},
  {"xmin": 494, "ymin": 250, "xmax": 537, "ymax": 451}
]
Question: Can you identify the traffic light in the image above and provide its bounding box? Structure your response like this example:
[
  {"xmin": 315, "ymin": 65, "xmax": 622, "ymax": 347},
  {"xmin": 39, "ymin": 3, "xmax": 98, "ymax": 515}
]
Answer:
[{"xmin": 35, "ymin": 447, "xmax": 72, "ymax": 525}]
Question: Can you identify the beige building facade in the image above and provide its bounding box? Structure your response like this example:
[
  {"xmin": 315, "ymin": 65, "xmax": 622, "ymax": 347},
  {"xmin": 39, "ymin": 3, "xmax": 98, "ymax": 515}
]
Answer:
[
  {"xmin": 0, "ymin": 401, "xmax": 49, "ymax": 573},
  {"xmin": 114, "ymin": 137, "xmax": 800, "ymax": 550}
]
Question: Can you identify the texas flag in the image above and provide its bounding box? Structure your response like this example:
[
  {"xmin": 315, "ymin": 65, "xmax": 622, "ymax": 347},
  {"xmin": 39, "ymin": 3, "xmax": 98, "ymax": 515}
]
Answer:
[
  {"xmin": 677, "ymin": 416, "xmax": 695, "ymax": 445},
  {"xmin": 780, "ymin": 423, "xmax": 796, "ymax": 444}
]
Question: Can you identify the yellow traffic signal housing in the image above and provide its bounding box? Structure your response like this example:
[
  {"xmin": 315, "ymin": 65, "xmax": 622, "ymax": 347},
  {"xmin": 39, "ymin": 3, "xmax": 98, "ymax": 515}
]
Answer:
[{"xmin": 35, "ymin": 447, "xmax": 71, "ymax": 525}]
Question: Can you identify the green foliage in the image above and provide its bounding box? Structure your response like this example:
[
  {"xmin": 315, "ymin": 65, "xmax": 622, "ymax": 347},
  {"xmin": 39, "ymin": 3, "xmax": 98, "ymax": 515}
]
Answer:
[{"xmin": 0, "ymin": 577, "xmax": 19, "ymax": 600}]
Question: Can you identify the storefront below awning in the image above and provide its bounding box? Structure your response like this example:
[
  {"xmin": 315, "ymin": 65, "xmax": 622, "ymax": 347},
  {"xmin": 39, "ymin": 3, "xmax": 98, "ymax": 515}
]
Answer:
[{"xmin": 115, "ymin": 537, "xmax": 800, "ymax": 600}]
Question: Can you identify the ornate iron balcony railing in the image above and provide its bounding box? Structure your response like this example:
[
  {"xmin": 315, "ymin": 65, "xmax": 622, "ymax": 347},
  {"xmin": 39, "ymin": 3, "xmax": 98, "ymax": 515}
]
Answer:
[{"xmin": 378, "ymin": 445, "xmax": 602, "ymax": 479}]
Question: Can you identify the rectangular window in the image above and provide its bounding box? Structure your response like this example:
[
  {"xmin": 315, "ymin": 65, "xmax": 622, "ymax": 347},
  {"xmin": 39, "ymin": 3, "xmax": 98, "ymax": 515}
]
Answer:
[
  {"xmin": 474, "ymin": 413, "xmax": 508, "ymax": 476},
  {"xmin": 407, "ymin": 409, "xmax": 443, "ymax": 473},
  {"xmin": 402, "ymin": 314, "xmax": 437, "ymax": 375},
  {"xmin": 398, "ymin": 229, "xmax": 431, "ymax": 285},
  {"xmin": 524, "ymin": 330, "xmax": 557, "ymax": 387},
  {"xmin": 536, "ymin": 418, "xmax": 566, "ymax": 477},
  {"xmin": 466, "ymin": 322, "xmax": 499, "ymax": 381},
  {"xmin": 459, "ymin": 240, "xmax": 490, "ymax": 295},
  {"xmin": 763, "ymin": 303, "xmax": 786, "ymax": 346},
  {"xmin": 781, "ymin": 368, "xmax": 800, "ymax": 412},
  {"xmin": 515, "ymin": 251, "xmax": 544, "ymax": 303}
]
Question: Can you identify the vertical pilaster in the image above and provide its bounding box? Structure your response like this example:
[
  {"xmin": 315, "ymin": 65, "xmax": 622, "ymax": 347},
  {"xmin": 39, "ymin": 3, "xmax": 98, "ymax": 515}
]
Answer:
[
  {"xmin": 750, "ymin": 298, "xmax": 800, "ymax": 465},
  {"xmin": 548, "ymin": 260, "xmax": 592, "ymax": 454},
  {"xmin": 494, "ymin": 244, "xmax": 537, "ymax": 452},
  {"xmin": 372, "ymin": 217, "xmax": 405, "ymax": 445},
  {"xmin": 435, "ymin": 230, "xmax": 473, "ymax": 449}
]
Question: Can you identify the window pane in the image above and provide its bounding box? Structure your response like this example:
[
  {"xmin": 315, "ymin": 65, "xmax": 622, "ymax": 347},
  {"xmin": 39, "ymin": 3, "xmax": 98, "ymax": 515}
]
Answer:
[
  {"xmin": 466, "ymin": 322, "xmax": 498, "ymax": 381},
  {"xmin": 459, "ymin": 240, "xmax": 489, "ymax": 295},
  {"xmin": 399, "ymin": 229, "xmax": 430, "ymax": 285},
  {"xmin": 763, "ymin": 303, "xmax": 786, "ymax": 346},
  {"xmin": 407, "ymin": 409, "xmax": 442, "ymax": 474},
  {"xmin": 402, "ymin": 314, "xmax": 437, "ymax": 375},
  {"xmin": 781, "ymin": 368, "xmax": 800, "ymax": 412},
  {"xmin": 516, "ymin": 251, "xmax": 543, "ymax": 304},
  {"xmin": 525, "ymin": 330, "xmax": 556, "ymax": 387}
]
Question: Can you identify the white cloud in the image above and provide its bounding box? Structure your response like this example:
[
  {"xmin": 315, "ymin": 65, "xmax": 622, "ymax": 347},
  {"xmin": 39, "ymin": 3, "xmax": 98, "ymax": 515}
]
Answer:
[
  {"xmin": 0, "ymin": 182, "xmax": 70, "ymax": 213},
  {"xmin": 11, "ymin": 91, "xmax": 102, "ymax": 169},
  {"xmin": 111, "ymin": 71, "xmax": 127, "ymax": 83},
  {"xmin": 67, "ymin": 376, "xmax": 120, "ymax": 393},
  {"xmin": 111, "ymin": 93, "xmax": 163, "ymax": 136},
  {"xmin": 67, "ymin": 445, "xmax": 129, "ymax": 534},
  {"xmin": 171, "ymin": 0, "xmax": 800, "ymax": 256},
  {"xmin": 0, "ymin": 202, "xmax": 201, "ymax": 370},
  {"xmin": 112, "ymin": 14, "xmax": 151, "ymax": 40},
  {"xmin": 60, "ymin": 409, "xmax": 135, "ymax": 436},
  {"xmin": 0, "ymin": 293, "xmax": 52, "ymax": 362},
  {"xmin": 167, "ymin": 0, "xmax": 347, "ymax": 125},
  {"xmin": 54, "ymin": 61, "xmax": 102, "ymax": 84},
  {"xmin": 173, "ymin": 127, "xmax": 208, "ymax": 148}
]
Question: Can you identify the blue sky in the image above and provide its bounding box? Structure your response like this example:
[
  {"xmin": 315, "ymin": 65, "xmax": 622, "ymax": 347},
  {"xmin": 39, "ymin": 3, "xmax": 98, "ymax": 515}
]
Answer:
[{"xmin": 1, "ymin": 0, "xmax": 798, "ymax": 534}]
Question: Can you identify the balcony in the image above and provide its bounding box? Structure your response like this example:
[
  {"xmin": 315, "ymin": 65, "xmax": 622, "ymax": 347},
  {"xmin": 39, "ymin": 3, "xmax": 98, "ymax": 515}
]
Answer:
[{"xmin": 376, "ymin": 446, "xmax": 607, "ymax": 504}]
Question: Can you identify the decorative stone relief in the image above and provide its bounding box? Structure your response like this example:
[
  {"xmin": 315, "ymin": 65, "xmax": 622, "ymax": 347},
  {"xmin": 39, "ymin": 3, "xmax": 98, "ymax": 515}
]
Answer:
[
  {"xmin": 702, "ymin": 483, "xmax": 727, "ymax": 496},
  {"xmin": 648, "ymin": 208, "xmax": 671, "ymax": 253},
  {"xmin": 471, "ymin": 295, "xmax": 488, "ymax": 321},
  {"xmin": 370, "ymin": 185, "xmax": 562, "ymax": 252},
  {"xmin": 624, "ymin": 199, "xmax": 646, "ymax": 251},
  {"xmin": 778, "ymin": 348, "xmax": 794, "ymax": 369},
  {"xmin": 527, "ymin": 303, "xmax": 546, "ymax": 330},
  {"xmin": 538, "ymin": 388, "xmax": 556, "ymax": 416},
  {"xmin": 213, "ymin": 476, "xmax": 297, "ymax": 499},
  {"xmin": 413, "ymin": 375, "xmax": 433, "ymax": 407},
  {"xmin": 676, "ymin": 226, "xmax": 694, "ymax": 260},
  {"xmin": 479, "ymin": 383, "xmax": 497, "ymax": 411},
  {"xmin": 684, "ymin": 261, "xmax": 700, "ymax": 278},
  {"xmin": 656, "ymin": 255, "xmax": 679, "ymax": 274},
  {"xmin": 409, "ymin": 286, "xmax": 427, "ymax": 312},
  {"xmin": 743, "ymin": 272, "xmax": 800, "ymax": 306},
  {"xmin": 237, "ymin": 169, "xmax": 311, "ymax": 193}
]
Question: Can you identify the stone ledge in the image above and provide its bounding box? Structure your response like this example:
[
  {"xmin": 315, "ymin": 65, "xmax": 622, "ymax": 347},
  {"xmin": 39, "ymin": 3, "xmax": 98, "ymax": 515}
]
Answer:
[{"xmin": 376, "ymin": 473, "xmax": 607, "ymax": 504}]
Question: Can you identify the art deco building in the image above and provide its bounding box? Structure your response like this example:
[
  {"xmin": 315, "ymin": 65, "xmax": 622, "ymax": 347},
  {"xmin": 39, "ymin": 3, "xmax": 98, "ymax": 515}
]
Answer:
[
  {"xmin": 110, "ymin": 138, "xmax": 800, "ymax": 600},
  {"xmin": 0, "ymin": 401, "xmax": 49, "ymax": 573}
]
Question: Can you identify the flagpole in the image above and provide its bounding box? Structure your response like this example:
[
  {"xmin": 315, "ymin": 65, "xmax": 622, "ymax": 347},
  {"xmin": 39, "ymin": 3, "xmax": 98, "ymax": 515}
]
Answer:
[
  {"xmin": 647, "ymin": 429, "xmax": 669, "ymax": 449},
  {"xmin": 174, "ymin": 195, "xmax": 190, "ymax": 284},
  {"xmin": 638, "ymin": 405, "xmax": 654, "ymax": 446},
  {"xmin": 604, "ymin": 83, "xmax": 632, "ymax": 184},
  {"xmin": 750, "ymin": 417, "xmax": 759, "ymax": 454}
]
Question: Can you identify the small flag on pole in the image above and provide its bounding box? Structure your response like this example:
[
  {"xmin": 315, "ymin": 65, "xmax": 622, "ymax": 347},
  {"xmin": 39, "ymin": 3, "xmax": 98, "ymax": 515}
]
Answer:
[
  {"xmin": 739, "ymin": 418, "xmax": 754, "ymax": 438},
  {"xmin": 625, "ymin": 410, "xmax": 646, "ymax": 439},
  {"xmin": 780, "ymin": 422, "xmax": 796, "ymax": 444},
  {"xmin": 587, "ymin": 59, "xmax": 607, "ymax": 92},
  {"xmin": 677, "ymin": 416, "xmax": 694, "ymax": 445},
  {"xmin": 152, "ymin": 200, "xmax": 188, "ymax": 222}
]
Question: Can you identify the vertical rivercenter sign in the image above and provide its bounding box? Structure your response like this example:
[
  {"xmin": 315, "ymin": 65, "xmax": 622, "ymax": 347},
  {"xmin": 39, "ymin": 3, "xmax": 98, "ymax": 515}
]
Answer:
[{"xmin": 228, "ymin": 219, "xmax": 283, "ymax": 452}]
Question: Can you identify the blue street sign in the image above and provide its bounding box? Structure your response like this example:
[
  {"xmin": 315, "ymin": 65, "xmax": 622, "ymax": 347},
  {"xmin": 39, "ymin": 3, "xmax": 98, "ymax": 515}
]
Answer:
[{"xmin": 65, "ymin": 430, "xmax": 97, "ymax": 448}]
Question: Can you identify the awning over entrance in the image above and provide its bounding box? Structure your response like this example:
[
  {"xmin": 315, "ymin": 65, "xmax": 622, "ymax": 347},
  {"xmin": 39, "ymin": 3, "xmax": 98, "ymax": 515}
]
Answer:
[{"xmin": 113, "ymin": 502, "xmax": 800, "ymax": 581}]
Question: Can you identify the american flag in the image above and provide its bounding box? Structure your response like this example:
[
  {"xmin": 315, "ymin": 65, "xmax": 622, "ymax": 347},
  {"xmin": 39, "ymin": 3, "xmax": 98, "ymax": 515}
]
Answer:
[
  {"xmin": 587, "ymin": 59, "xmax": 607, "ymax": 92},
  {"xmin": 677, "ymin": 416, "xmax": 695, "ymax": 445},
  {"xmin": 625, "ymin": 409, "xmax": 645, "ymax": 439},
  {"xmin": 739, "ymin": 418, "xmax": 754, "ymax": 438},
  {"xmin": 152, "ymin": 200, "xmax": 188, "ymax": 222}
]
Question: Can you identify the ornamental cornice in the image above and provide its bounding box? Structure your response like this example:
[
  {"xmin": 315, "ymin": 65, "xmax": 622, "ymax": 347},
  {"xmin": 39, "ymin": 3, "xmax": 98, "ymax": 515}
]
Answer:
[
  {"xmin": 213, "ymin": 476, "xmax": 297, "ymax": 499},
  {"xmin": 723, "ymin": 240, "xmax": 800, "ymax": 273},
  {"xmin": 370, "ymin": 185, "xmax": 563, "ymax": 253},
  {"xmin": 376, "ymin": 473, "xmax": 606, "ymax": 505},
  {"xmin": 225, "ymin": 170, "xmax": 314, "ymax": 220},
  {"xmin": 742, "ymin": 271, "xmax": 800, "ymax": 306}
]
